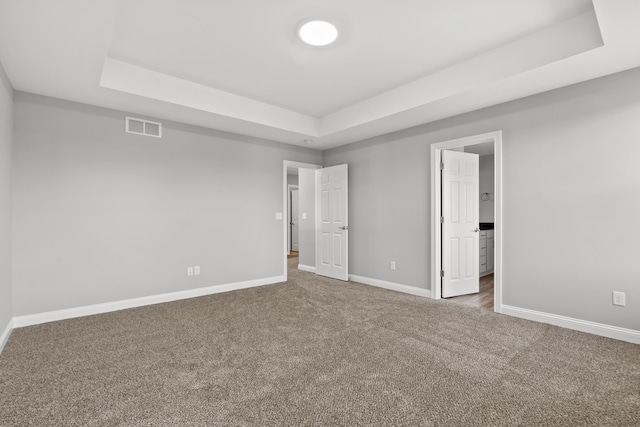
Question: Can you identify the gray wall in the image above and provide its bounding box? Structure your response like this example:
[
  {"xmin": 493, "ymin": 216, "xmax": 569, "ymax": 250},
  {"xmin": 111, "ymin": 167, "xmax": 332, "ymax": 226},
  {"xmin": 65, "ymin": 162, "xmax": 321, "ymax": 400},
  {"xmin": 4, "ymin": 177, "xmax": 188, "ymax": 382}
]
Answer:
[
  {"xmin": 298, "ymin": 168, "xmax": 316, "ymax": 268},
  {"xmin": 12, "ymin": 93, "xmax": 322, "ymax": 316},
  {"xmin": 287, "ymin": 174, "xmax": 298, "ymax": 186},
  {"xmin": 325, "ymin": 67, "xmax": 640, "ymax": 331},
  {"xmin": 0, "ymin": 63, "xmax": 12, "ymax": 332},
  {"xmin": 326, "ymin": 136, "xmax": 430, "ymax": 290},
  {"xmin": 479, "ymin": 155, "xmax": 495, "ymax": 222}
]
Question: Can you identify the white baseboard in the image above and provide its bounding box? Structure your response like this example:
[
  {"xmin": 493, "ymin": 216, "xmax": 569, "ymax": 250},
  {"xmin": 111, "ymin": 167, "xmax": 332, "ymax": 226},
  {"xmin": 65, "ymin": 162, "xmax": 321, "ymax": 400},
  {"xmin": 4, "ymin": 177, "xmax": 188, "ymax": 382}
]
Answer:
[
  {"xmin": 349, "ymin": 274, "xmax": 431, "ymax": 298},
  {"xmin": 12, "ymin": 276, "xmax": 285, "ymax": 329},
  {"xmin": 298, "ymin": 264, "xmax": 316, "ymax": 273},
  {"xmin": 0, "ymin": 318, "xmax": 13, "ymax": 355},
  {"xmin": 501, "ymin": 305, "xmax": 640, "ymax": 344}
]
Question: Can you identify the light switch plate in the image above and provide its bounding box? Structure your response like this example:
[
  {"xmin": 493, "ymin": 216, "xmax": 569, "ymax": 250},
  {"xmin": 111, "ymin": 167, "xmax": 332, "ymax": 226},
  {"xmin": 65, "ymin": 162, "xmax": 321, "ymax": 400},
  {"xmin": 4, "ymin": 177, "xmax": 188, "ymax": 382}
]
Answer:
[
  {"xmin": 275, "ymin": 212, "xmax": 283, "ymax": 220},
  {"xmin": 302, "ymin": 213, "xmax": 307, "ymax": 220}
]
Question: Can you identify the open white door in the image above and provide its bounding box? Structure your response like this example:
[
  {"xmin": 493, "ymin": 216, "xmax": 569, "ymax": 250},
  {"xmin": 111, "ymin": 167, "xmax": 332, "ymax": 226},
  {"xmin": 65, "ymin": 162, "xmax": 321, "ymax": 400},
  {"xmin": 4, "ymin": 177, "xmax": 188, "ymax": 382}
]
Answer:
[
  {"xmin": 316, "ymin": 164, "xmax": 348, "ymax": 281},
  {"xmin": 442, "ymin": 150, "xmax": 479, "ymax": 297}
]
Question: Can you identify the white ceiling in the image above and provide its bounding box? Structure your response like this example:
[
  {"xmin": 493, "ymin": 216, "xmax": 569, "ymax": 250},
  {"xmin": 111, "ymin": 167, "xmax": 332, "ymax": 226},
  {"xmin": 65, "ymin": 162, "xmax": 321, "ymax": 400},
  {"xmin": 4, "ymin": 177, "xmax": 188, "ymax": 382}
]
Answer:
[{"xmin": 1, "ymin": 1, "xmax": 639, "ymax": 150}]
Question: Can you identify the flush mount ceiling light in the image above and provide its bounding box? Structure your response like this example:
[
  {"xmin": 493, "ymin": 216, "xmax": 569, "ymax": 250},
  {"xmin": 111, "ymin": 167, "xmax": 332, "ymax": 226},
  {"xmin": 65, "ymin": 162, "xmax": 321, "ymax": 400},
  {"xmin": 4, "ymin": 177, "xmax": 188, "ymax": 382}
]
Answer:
[{"xmin": 299, "ymin": 20, "xmax": 338, "ymax": 46}]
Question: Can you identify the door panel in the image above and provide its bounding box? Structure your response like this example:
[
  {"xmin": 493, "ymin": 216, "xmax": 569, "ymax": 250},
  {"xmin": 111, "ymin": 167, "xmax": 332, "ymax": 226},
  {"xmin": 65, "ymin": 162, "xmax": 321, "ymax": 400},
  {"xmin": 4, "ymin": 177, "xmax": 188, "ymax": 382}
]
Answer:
[
  {"xmin": 316, "ymin": 164, "xmax": 348, "ymax": 281},
  {"xmin": 333, "ymin": 233, "xmax": 343, "ymax": 266},
  {"xmin": 442, "ymin": 150, "xmax": 479, "ymax": 297},
  {"xmin": 321, "ymin": 232, "xmax": 330, "ymax": 264}
]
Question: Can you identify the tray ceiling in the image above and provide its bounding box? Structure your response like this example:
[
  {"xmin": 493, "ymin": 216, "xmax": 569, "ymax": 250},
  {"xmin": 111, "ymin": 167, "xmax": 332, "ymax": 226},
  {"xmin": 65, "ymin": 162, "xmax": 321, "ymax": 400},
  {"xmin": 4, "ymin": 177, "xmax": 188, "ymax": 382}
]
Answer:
[{"xmin": 1, "ymin": 0, "xmax": 639, "ymax": 149}]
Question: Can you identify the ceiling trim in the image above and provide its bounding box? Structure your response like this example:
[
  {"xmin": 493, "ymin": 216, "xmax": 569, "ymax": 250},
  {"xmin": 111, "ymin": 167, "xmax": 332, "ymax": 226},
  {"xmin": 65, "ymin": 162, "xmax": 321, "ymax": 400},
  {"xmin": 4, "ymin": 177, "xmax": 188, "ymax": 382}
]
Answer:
[
  {"xmin": 100, "ymin": 9, "xmax": 602, "ymax": 144},
  {"xmin": 100, "ymin": 57, "xmax": 320, "ymax": 136},
  {"xmin": 321, "ymin": 9, "xmax": 602, "ymax": 137}
]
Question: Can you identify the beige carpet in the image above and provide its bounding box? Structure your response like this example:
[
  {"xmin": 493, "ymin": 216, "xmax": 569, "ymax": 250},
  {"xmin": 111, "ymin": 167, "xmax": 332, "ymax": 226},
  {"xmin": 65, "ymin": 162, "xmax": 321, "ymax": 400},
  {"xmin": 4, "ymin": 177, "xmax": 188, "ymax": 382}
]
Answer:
[{"xmin": 1, "ymin": 258, "xmax": 638, "ymax": 426}]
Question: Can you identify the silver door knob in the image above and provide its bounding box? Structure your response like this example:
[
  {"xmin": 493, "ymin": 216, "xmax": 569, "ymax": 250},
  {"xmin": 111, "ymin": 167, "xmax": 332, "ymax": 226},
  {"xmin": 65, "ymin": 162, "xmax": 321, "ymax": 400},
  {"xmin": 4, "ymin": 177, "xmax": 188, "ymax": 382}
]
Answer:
[
  {"xmin": 473, "ymin": 228, "xmax": 479, "ymax": 232},
  {"xmin": 339, "ymin": 226, "xmax": 349, "ymax": 230}
]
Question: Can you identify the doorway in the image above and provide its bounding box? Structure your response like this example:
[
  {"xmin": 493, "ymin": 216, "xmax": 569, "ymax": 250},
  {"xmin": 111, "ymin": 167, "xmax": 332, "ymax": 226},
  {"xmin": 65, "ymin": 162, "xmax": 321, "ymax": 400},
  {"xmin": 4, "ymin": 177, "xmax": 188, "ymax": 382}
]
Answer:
[
  {"xmin": 287, "ymin": 184, "xmax": 299, "ymax": 255},
  {"xmin": 430, "ymin": 131, "xmax": 503, "ymax": 313},
  {"xmin": 282, "ymin": 161, "xmax": 322, "ymax": 281}
]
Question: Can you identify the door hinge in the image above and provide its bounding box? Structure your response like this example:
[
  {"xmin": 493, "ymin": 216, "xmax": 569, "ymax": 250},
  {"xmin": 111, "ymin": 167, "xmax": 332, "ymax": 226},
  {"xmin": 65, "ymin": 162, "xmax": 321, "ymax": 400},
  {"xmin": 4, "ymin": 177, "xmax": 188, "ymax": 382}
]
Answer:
[
  {"xmin": 440, "ymin": 216, "xmax": 444, "ymax": 224},
  {"xmin": 440, "ymin": 162, "xmax": 444, "ymax": 170},
  {"xmin": 440, "ymin": 270, "xmax": 444, "ymax": 278}
]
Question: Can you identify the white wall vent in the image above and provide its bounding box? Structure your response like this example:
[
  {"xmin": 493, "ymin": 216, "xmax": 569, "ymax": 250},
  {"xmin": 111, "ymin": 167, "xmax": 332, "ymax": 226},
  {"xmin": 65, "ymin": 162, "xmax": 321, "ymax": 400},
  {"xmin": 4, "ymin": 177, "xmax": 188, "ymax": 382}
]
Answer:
[{"xmin": 125, "ymin": 117, "xmax": 162, "ymax": 138}]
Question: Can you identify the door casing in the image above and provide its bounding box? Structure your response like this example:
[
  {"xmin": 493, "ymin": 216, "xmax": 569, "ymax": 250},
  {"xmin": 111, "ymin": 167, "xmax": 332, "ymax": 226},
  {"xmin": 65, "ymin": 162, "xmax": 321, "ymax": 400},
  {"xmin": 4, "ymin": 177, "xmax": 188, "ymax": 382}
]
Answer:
[{"xmin": 430, "ymin": 131, "xmax": 503, "ymax": 312}]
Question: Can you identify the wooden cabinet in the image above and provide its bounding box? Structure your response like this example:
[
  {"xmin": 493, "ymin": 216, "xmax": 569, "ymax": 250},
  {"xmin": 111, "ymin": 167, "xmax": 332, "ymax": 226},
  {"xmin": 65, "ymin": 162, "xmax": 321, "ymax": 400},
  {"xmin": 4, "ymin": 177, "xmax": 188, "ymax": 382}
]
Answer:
[{"xmin": 480, "ymin": 230, "xmax": 494, "ymax": 276}]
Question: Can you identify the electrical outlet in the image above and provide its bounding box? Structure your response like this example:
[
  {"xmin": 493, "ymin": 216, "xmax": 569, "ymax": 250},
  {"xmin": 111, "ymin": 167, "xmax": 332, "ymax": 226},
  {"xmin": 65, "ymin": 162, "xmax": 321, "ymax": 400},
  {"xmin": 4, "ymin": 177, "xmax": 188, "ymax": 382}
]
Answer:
[
  {"xmin": 194, "ymin": 266, "xmax": 200, "ymax": 275},
  {"xmin": 612, "ymin": 291, "xmax": 626, "ymax": 306},
  {"xmin": 390, "ymin": 261, "xmax": 396, "ymax": 270},
  {"xmin": 187, "ymin": 267, "xmax": 194, "ymax": 276}
]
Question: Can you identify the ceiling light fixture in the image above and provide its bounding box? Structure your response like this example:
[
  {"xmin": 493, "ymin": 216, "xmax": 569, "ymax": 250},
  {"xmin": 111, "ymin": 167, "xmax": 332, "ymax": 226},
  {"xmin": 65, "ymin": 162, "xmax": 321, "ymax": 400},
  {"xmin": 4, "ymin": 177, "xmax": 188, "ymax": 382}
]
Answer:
[{"xmin": 299, "ymin": 20, "xmax": 338, "ymax": 46}]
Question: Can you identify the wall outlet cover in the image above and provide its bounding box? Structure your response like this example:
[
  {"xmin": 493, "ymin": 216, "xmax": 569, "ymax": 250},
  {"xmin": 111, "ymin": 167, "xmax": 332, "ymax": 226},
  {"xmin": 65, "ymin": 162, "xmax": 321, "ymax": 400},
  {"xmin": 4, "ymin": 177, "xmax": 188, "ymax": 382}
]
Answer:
[{"xmin": 612, "ymin": 291, "xmax": 626, "ymax": 306}]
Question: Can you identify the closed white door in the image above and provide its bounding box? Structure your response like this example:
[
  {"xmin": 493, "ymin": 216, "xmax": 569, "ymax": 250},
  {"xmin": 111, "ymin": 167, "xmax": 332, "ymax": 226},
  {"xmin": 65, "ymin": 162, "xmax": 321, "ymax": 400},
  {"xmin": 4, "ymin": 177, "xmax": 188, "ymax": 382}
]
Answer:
[
  {"xmin": 291, "ymin": 189, "xmax": 299, "ymax": 251},
  {"xmin": 316, "ymin": 164, "xmax": 348, "ymax": 281},
  {"xmin": 442, "ymin": 150, "xmax": 479, "ymax": 297}
]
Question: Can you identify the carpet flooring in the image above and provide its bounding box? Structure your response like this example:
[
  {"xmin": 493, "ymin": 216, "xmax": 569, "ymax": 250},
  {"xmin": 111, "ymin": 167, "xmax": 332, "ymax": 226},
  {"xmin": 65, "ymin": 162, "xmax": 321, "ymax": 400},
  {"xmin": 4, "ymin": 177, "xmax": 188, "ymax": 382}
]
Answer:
[{"xmin": 1, "ymin": 258, "xmax": 638, "ymax": 426}]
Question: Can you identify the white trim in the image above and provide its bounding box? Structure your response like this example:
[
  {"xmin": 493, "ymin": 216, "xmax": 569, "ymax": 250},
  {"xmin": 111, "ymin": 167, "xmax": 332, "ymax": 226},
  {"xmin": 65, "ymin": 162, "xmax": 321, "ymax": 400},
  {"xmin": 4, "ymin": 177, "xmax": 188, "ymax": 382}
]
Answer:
[
  {"xmin": 430, "ymin": 131, "xmax": 503, "ymax": 313},
  {"xmin": 13, "ymin": 276, "xmax": 284, "ymax": 329},
  {"xmin": 494, "ymin": 136, "xmax": 503, "ymax": 312},
  {"xmin": 349, "ymin": 275, "xmax": 432, "ymax": 298},
  {"xmin": 298, "ymin": 264, "xmax": 316, "ymax": 273},
  {"xmin": 282, "ymin": 161, "xmax": 322, "ymax": 282},
  {"xmin": 0, "ymin": 318, "xmax": 13, "ymax": 355},
  {"xmin": 501, "ymin": 305, "xmax": 640, "ymax": 344}
]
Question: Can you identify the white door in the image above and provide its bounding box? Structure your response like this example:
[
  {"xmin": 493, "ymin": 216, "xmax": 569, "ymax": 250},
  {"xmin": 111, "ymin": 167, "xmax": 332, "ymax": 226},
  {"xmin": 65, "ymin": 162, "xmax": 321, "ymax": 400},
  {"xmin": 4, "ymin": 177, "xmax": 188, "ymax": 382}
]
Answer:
[
  {"xmin": 442, "ymin": 150, "xmax": 479, "ymax": 297},
  {"xmin": 316, "ymin": 164, "xmax": 348, "ymax": 281},
  {"xmin": 291, "ymin": 189, "xmax": 299, "ymax": 251}
]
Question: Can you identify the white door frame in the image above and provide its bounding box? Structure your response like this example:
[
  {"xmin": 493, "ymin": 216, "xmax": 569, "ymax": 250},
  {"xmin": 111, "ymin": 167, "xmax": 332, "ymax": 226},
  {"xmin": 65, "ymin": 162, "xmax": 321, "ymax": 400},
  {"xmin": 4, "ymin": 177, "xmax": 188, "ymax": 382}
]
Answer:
[
  {"xmin": 287, "ymin": 184, "xmax": 299, "ymax": 254},
  {"xmin": 283, "ymin": 160, "xmax": 322, "ymax": 281},
  {"xmin": 430, "ymin": 131, "xmax": 503, "ymax": 313}
]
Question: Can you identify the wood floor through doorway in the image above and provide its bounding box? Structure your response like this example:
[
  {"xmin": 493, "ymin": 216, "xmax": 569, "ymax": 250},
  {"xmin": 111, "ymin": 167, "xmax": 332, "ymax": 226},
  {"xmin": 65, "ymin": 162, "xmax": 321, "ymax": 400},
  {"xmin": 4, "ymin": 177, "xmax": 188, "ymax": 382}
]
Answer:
[{"xmin": 445, "ymin": 273, "xmax": 494, "ymax": 310}]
